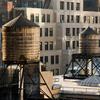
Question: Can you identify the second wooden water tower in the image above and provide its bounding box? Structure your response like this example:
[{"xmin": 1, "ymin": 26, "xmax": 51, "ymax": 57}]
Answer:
[{"xmin": 64, "ymin": 27, "xmax": 100, "ymax": 79}]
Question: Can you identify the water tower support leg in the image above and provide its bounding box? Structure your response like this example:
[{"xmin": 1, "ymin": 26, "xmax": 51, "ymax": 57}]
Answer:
[{"xmin": 19, "ymin": 64, "xmax": 24, "ymax": 100}]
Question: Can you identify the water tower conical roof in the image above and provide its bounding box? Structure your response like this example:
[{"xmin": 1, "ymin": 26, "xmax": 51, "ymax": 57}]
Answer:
[
  {"xmin": 3, "ymin": 14, "xmax": 39, "ymax": 28},
  {"xmin": 81, "ymin": 27, "xmax": 97, "ymax": 35}
]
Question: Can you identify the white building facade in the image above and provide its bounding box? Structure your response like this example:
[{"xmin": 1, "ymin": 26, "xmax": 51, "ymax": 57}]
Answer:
[{"xmin": 14, "ymin": 0, "xmax": 100, "ymax": 75}]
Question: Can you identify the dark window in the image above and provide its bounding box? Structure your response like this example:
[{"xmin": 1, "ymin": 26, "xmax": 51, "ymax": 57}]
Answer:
[
  {"xmin": 40, "ymin": 28, "xmax": 42, "ymax": 37},
  {"xmin": 77, "ymin": 41, "xmax": 79, "ymax": 47},
  {"xmin": 40, "ymin": 42, "xmax": 42, "ymax": 50},
  {"xmin": 50, "ymin": 28, "xmax": 53, "ymax": 36},
  {"xmin": 76, "ymin": 15, "xmax": 80, "ymax": 23},
  {"xmin": 55, "ymin": 69, "xmax": 59, "ymax": 75},
  {"xmin": 42, "ymin": 14, "xmax": 45, "ymax": 22},
  {"xmin": 95, "ymin": 16, "xmax": 98, "ymax": 23},
  {"xmin": 76, "ymin": 28, "xmax": 80, "ymax": 36},
  {"xmin": 71, "ymin": 15, "xmax": 74, "ymax": 23},
  {"xmin": 40, "ymin": 56, "xmax": 43, "ymax": 63},
  {"xmin": 67, "ymin": 2, "xmax": 70, "ymax": 10},
  {"xmin": 94, "ymin": 28, "xmax": 97, "ymax": 32},
  {"xmin": 81, "ymin": 28, "xmax": 85, "ymax": 31},
  {"xmin": 67, "ymin": 15, "xmax": 70, "ymax": 23},
  {"xmin": 50, "ymin": 41, "xmax": 53, "ymax": 50},
  {"xmin": 55, "ymin": 55, "xmax": 59, "ymax": 64},
  {"xmin": 31, "ymin": 14, "xmax": 34, "ymax": 22},
  {"xmin": 60, "ymin": 15, "xmax": 64, "ymax": 23},
  {"xmin": 36, "ymin": 14, "xmax": 39, "ymax": 22},
  {"xmin": 45, "ymin": 42, "xmax": 48, "ymax": 50},
  {"xmin": 45, "ymin": 28, "xmax": 48, "ymax": 36},
  {"xmin": 72, "ymin": 41, "xmax": 75, "ymax": 49},
  {"xmin": 76, "ymin": 3, "xmax": 80, "ymax": 10},
  {"xmin": 71, "ymin": 2, "xmax": 74, "ymax": 10},
  {"xmin": 45, "ymin": 56, "xmax": 48, "ymax": 63},
  {"xmin": 66, "ymin": 28, "xmax": 70, "ymax": 36},
  {"xmin": 99, "ymin": 40, "xmax": 100, "ymax": 47},
  {"xmin": 51, "ymin": 56, "xmax": 54, "ymax": 64},
  {"xmin": 84, "ymin": 16, "xmax": 86, "ymax": 23},
  {"xmin": 72, "ymin": 28, "xmax": 75, "ymax": 36},
  {"xmin": 60, "ymin": 1, "xmax": 64, "ymax": 10},
  {"xmin": 47, "ymin": 14, "xmax": 50, "ymax": 22},
  {"xmin": 66, "ymin": 41, "xmax": 70, "ymax": 49}
]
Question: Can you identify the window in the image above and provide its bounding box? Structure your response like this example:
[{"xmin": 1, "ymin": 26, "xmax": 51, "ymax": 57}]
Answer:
[
  {"xmin": 67, "ymin": 15, "xmax": 70, "ymax": 23},
  {"xmin": 76, "ymin": 3, "xmax": 80, "ymax": 10},
  {"xmin": 44, "ymin": 56, "xmax": 48, "ymax": 63},
  {"xmin": 76, "ymin": 28, "xmax": 80, "ymax": 36},
  {"xmin": 95, "ymin": 16, "xmax": 98, "ymax": 23},
  {"xmin": 84, "ymin": 16, "xmax": 87, "ymax": 23},
  {"xmin": 60, "ymin": 1, "xmax": 64, "ymax": 10},
  {"xmin": 50, "ymin": 28, "xmax": 53, "ymax": 36},
  {"xmin": 66, "ymin": 28, "xmax": 70, "ymax": 36},
  {"xmin": 67, "ymin": 2, "xmax": 70, "ymax": 10},
  {"xmin": 94, "ymin": 27, "xmax": 97, "ymax": 32},
  {"xmin": 72, "ymin": 28, "xmax": 75, "ymax": 36},
  {"xmin": 77, "ymin": 41, "xmax": 79, "ymax": 47},
  {"xmin": 60, "ymin": 15, "xmax": 64, "ymax": 23},
  {"xmin": 76, "ymin": 15, "xmax": 80, "ymax": 23},
  {"xmin": 31, "ymin": 14, "xmax": 34, "ymax": 22},
  {"xmin": 66, "ymin": 41, "xmax": 70, "ymax": 49},
  {"xmin": 55, "ymin": 69, "xmax": 59, "ymax": 75},
  {"xmin": 98, "ymin": 28, "xmax": 100, "ymax": 33},
  {"xmin": 87, "ymin": 16, "xmax": 90, "ymax": 23},
  {"xmin": 45, "ymin": 42, "xmax": 48, "ymax": 50},
  {"xmin": 45, "ymin": 28, "xmax": 48, "ymax": 36},
  {"xmin": 40, "ymin": 56, "xmax": 43, "ymax": 63},
  {"xmin": 40, "ymin": 28, "xmax": 42, "ymax": 37},
  {"xmin": 47, "ymin": 14, "xmax": 50, "ymax": 22},
  {"xmin": 42, "ymin": 14, "xmax": 45, "ymax": 22},
  {"xmin": 72, "ymin": 41, "xmax": 75, "ymax": 49},
  {"xmin": 71, "ymin": 15, "xmax": 74, "ymax": 23},
  {"xmin": 50, "ymin": 41, "xmax": 53, "ymax": 50},
  {"xmin": 99, "ymin": 40, "xmax": 100, "ymax": 47},
  {"xmin": 51, "ymin": 56, "xmax": 54, "ymax": 64},
  {"xmin": 92, "ymin": 16, "xmax": 95, "ymax": 24},
  {"xmin": 81, "ymin": 28, "xmax": 85, "ymax": 31},
  {"xmin": 71, "ymin": 2, "xmax": 74, "ymax": 10},
  {"xmin": 55, "ymin": 55, "xmax": 59, "ymax": 64},
  {"xmin": 36, "ymin": 14, "xmax": 39, "ymax": 22},
  {"xmin": 40, "ymin": 42, "xmax": 42, "ymax": 50}
]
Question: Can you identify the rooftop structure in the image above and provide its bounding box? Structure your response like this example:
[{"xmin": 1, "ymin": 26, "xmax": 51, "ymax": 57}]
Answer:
[
  {"xmin": 13, "ymin": 0, "xmax": 100, "ymax": 75},
  {"xmin": 53, "ymin": 75, "xmax": 100, "ymax": 100}
]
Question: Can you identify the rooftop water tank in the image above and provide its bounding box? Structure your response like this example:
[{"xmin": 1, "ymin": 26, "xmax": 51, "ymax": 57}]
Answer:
[
  {"xmin": 2, "ymin": 15, "xmax": 40, "ymax": 63},
  {"xmin": 79, "ymin": 27, "xmax": 100, "ymax": 54}
]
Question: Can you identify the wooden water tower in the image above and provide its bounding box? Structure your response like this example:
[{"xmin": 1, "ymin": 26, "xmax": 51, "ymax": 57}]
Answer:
[{"xmin": 2, "ymin": 15, "xmax": 40, "ymax": 100}]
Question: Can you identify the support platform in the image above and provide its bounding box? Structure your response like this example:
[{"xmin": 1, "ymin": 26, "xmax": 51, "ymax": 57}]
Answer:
[{"xmin": 64, "ymin": 53, "xmax": 100, "ymax": 79}]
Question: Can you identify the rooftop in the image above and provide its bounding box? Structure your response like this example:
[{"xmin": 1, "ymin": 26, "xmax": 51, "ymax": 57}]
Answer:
[{"xmin": 53, "ymin": 75, "xmax": 100, "ymax": 95}]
